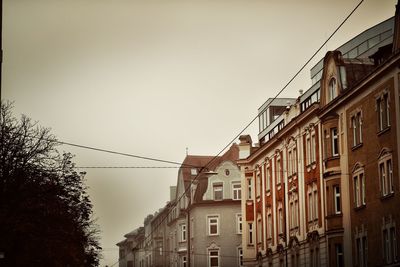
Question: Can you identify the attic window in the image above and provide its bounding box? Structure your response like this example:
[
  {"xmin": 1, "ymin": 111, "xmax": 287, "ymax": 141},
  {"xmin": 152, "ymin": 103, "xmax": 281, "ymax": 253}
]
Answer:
[
  {"xmin": 328, "ymin": 78, "xmax": 337, "ymax": 102},
  {"xmin": 191, "ymin": 168, "xmax": 198, "ymax": 176}
]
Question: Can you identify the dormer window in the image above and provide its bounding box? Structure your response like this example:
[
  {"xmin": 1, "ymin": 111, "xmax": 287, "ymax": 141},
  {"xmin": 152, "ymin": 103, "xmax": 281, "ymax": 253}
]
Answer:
[{"xmin": 328, "ymin": 78, "xmax": 338, "ymax": 102}]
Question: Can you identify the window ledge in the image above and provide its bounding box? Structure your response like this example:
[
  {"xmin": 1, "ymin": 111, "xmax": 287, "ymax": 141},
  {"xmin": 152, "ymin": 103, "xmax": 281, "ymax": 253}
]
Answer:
[
  {"xmin": 326, "ymin": 213, "xmax": 342, "ymax": 219},
  {"xmin": 354, "ymin": 204, "xmax": 366, "ymax": 211},
  {"xmin": 351, "ymin": 143, "xmax": 363, "ymax": 151},
  {"xmin": 380, "ymin": 192, "xmax": 394, "ymax": 200},
  {"xmin": 377, "ymin": 126, "xmax": 390, "ymax": 136}
]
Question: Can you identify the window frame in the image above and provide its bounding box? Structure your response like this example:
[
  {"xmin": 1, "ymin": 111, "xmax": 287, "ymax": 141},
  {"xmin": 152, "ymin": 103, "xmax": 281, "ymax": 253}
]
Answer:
[
  {"xmin": 180, "ymin": 223, "xmax": 187, "ymax": 242},
  {"xmin": 333, "ymin": 185, "xmax": 341, "ymax": 214},
  {"xmin": 328, "ymin": 77, "xmax": 337, "ymax": 102},
  {"xmin": 378, "ymin": 152, "xmax": 394, "ymax": 197},
  {"xmin": 353, "ymin": 170, "xmax": 366, "ymax": 208},
  {"xmin": 232, "ymin": 182, "xmax": 242, "ymax": 200},
  {"xmin": 207, "ymin": 215, "xmax": 220, "ymax": 236},
  {"xmin": 377, "ymin": 92, "xmax": 390, "ymax": 132},
  {"xmin": 236, "ymin": 214, "xmax": 242, "ymax": 234},
  {"xmin": 213, "ymin": 183, "xmax": 223, "ymax": 201},
  {"xmin": 331, "ymin": 128, "xmax": 339, "ymax": 157},
  {"xmin": 208, "ymin": 248, "xmax": 220, "ymax": 267}
]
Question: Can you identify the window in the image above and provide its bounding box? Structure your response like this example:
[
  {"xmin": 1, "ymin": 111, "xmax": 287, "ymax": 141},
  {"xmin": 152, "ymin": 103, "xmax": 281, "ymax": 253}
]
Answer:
[
  {"xmin": 180, "ymin": 224, "xmax": 187, "ymax": 242},
  {"xmin": 311, "ymin": 134, "xmax": 316, "ymax": 162},
  {"xmin": 293, "ymin": 147, "xmax": 297, "ymax": 174},
  {"xmin": 353, "ymin": 172, "xmax": 365, "ymax": 207},
  {"xmin": 276, "ymin": 157, "xmax": 282, "ymax": 184},
  {"xmin": 191, "ymin": 168, "xmax": 197, "ymax": 176},
  {"xmin": 248, "ymin": 223, "xmax": 254, "ymax": 245},
  {"xmin": 351, "ymin": 112, "xmax": 362, "ymax": 146},
  {"xmin": 377, "ymin": 93, "xmax": 390, "ymax": 131},
  {"xmin": 182, "ymin": 256, "xmax": 187, "ymax": 267},
  {"xmin": 289, "ymin": 193, "xmax": 299, "ymax": 229},
  {"xmin": 379, "ymin": 156, "xmax": 394, "ymax": 197},
  {"xmin": 247, "ymin": 178, "xmax": 253, "ymax": 200},
  {"xmin": 328, "ymin": 78, "xmax": 337, "ymax": 102},
  {"xmin": 383, "ymin": 226, "xmax": 397, "ymax": 264},
  {"xmin": 335, "ymin": 244, "xmax": 344, "ymax": 267},
  {"xmin": 208, "ymin": 249, "xmax": 219, "ymax": 267},
  {"xmin": 213, "ymin": 183, "xmax": 223, "ymax": 200},
  {"xmin": 236, "ymin": 214, "xmax": 242, "ymax": 234},
  {"xmin": 267, "ymin": 208, "xmax": 272, "ymax": 240},
  {"xmin": 278, "ymin": 202, "xmax": 283, "ymax": 235},
  {"xmin": 238, "ymin": 248, "xmax": 243, "ymax": 267},
  {"xmin": 266, "ymin": 166, "xmax": 271, "ymax": 192},
  {"xmin": 356, "ymin": 236, "xmax": 368, "ymax": 267},
  {"xmin": 288, "ymin": 150, "xmax": 293, "ymax": 176},
  {"xmin": 257, "ymin": 217, "xmax": 262, "ymax": 244},
  {"xmin": 308, "ymin": 182, "xmax": 319, "ymax": 221},
  {"xmin": 334, "ymin": 185, "xmax": 341, "ymax": 214},
  {"xmin": 331, "ymin": 128, "xmax": 339, "ymax": 156},
  {"xmin": 256, "ymin": 172, "xmax": 261, "ymax": 197},
  {"xmin": 208, "ymin": 216, "xmax": 219, "ymax": 236},
  {"xmin": 306, "ymin": 136, "xmax": 311, "ymax": 165},
  {"xmin": 232, "ymin": 182, "xmax": 241, "ymax": 200}
]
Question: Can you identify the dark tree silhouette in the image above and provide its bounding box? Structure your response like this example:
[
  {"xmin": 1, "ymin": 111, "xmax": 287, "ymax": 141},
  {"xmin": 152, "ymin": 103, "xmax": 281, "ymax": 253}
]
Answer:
[{"xmin": 0, "ymin": 101, "xmax": 101, "ymax": 266}]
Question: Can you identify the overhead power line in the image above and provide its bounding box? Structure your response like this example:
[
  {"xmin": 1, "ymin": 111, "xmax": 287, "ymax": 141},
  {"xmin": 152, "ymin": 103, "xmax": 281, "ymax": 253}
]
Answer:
[{"xmin": 56, "ymin": 140, "xmax": 202, "ymax": 169}]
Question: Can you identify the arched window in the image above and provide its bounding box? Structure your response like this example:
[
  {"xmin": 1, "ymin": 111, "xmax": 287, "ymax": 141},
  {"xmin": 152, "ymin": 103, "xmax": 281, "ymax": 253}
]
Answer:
[{"xmin": 352, "ymin": 163, "xmax": 365, "ymax": 207}]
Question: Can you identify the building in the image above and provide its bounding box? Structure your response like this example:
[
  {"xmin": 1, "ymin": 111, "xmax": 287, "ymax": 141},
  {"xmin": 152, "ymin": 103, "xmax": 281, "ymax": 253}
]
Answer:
[
  {"xmin": 117, "ymin": 227, "xmax": 144, "ymax": 267},
  {"xmin": 117, "ymin": 145, "xmax": 243, "ymax": 267},
  {"xmin": 237, "ymin": 5, "xmax": 399, "ymax": 267},
  {"xmin": 167, "ymin": 144, "xmax": 243, "ymax": 267}
]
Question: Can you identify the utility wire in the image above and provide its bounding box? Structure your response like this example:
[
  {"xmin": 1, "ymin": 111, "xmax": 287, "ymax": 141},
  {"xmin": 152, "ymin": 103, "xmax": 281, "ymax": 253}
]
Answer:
[
  {"xmin": 56, "ymin": 140, "xmax": 202, "ymax": 169},
  {"xmin": 109, "ymin": 1, "xmax": 364, "ymax": 266}
]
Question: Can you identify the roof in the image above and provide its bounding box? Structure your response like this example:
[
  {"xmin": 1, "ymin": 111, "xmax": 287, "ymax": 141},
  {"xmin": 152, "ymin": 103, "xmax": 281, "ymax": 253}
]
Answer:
[{"xmin": 187, "ymin": 144, "xmax": 239, "ymax": 202}]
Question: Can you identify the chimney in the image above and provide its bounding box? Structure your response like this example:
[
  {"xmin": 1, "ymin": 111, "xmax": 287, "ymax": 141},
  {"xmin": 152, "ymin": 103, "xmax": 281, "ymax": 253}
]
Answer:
[
  {"xmin": 238, "ymin": 135, "xmax": 252, "ymax": 159},
  {"xmin": 393, "ymin": 0, "xmax": 400, "ymax": 53}
]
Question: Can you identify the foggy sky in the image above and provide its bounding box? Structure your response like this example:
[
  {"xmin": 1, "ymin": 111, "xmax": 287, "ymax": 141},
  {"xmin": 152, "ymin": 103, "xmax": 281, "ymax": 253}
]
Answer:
[{"xmin": 3, "ymin": 0, "xmax": 397, "ymax": 265}]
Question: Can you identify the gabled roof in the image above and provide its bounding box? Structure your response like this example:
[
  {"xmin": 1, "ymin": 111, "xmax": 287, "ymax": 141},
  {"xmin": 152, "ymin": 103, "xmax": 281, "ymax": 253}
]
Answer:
[{"xmin": 188, "ymin": 144, "xmax": 239, "ymax": 202}]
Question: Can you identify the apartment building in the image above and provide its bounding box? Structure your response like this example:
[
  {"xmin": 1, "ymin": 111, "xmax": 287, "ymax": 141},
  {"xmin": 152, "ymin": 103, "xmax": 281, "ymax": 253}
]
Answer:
[
  {"xmin": 117, "ymin": 145, "xmax": 243, "ymax": 267},
  {"xmin": 237, "ymin": 5, "xmax": 399, "ymax": 267}
]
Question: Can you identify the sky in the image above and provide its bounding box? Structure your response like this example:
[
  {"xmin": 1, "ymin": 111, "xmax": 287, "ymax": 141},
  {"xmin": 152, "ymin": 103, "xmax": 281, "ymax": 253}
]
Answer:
[{"xmin": 2, "ymin": 0, "xmax": 397, "ymax": 265}]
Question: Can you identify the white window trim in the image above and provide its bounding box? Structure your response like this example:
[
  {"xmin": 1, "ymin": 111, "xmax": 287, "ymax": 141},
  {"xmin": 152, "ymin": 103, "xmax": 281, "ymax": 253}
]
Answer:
[
  {"xmin": 180, "ymin": 223, "xmax": 187, "ymax": 242},
  {"xmin": 207, "ymin": 215, "xmax": 220, "ymax": 236},
  {"xmin": 331, "ymin": 128, "xmax": 339, "ymax": 156},
  {"xmin": 208, "ymin": 248, "xmax": 220, "ymax": 267},
  {"xmin": 212, "ymin": 182, "xmax": 223, "ymax": 201},
  {"xmin": 232, "ymin": 181, "xmax": 241, "ymax": 200},
  {"xmin": 334, "ymin": 185, "xmax": 341, "ymax": 214},
  {"xmin": 267, "ymin": 208, "xmax": 272, "ymax": 240},
  {"xmin": 236, "ymin": 213, "xmax": 242, "ymax": 234},
  {"xmin": 248, "ymin": 222, "xmax": 254, "ymax": 245},
  {"xmin": 378, "ymin": 152, "xmax": 394, "ymax": 197},
  {"xmin": 238, "ymin": 247, "xmax": 243, "ymax": 267}
]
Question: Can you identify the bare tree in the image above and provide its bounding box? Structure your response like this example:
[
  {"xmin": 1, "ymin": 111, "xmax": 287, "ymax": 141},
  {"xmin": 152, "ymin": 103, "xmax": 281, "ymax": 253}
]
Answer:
[{"xmin": 0, "ymin": 101, "xmax": 101, "ymax": 266}]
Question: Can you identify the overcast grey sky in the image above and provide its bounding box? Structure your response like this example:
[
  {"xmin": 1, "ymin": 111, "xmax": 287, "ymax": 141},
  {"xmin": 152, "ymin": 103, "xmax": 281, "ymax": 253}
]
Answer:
[{"xmin": 3, "ymin": 0, "xmax": 397, "ymax": 265}]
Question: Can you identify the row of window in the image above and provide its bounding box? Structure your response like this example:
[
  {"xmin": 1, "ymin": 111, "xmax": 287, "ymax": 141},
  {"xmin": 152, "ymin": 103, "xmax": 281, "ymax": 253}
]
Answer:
[
  {"xmin": 353, "ymin": 154, "xmax": 394, "ymax": 209},
  {"xmin": 179, "ymin": 214, "xmax": 242, "ymax": 242},
  {"xmin": 212, "ymin": 182, "xmax": 241, "ymax": 200},
  {"xmin": 355, "ymin": 226, "xmax": 398, "ymax": 266}
]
